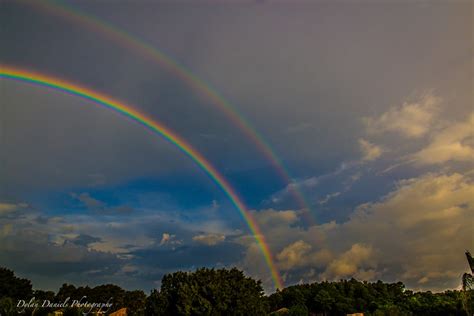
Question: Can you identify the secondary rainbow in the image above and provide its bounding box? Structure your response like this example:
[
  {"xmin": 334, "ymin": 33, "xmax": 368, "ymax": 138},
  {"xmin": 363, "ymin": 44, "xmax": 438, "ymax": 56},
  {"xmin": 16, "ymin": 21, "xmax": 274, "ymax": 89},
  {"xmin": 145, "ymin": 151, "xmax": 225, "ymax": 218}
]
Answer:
[
  {"xmin": 0, "ymin": 66, "xmax": 284, "ymax": 290},
  {"xmin": 27, "ymin": 0, "xmax": 315, "ymax": 225}
]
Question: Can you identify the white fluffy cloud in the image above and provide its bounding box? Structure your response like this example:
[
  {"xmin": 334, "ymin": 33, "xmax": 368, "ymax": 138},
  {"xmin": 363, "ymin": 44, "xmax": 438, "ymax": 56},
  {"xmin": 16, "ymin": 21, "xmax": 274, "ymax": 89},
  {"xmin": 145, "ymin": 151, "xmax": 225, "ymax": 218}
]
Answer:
[
  {"xmin": 321, "ymin": 243, "xmax": 377, "ymax": 281},
  {"xmin": 242, "ymin": 171, "xmax": 473, "ymax": 290},
  {"xmin": 341, "ymin": 172, "xmax": 473, "ymax": 289},
  {"xmin": 250, "ymin": 90, "xmax": 472, "ymax": 291},
  {"xmin": 413, "ymin": 114, "xmax": 474, "ymax": 165},
  {"xmin": 364, "ymin": 92, "xmax": 441, "ymax": 138},
  {"xmin": 192, "ymin": 233, "xmax": 226, "ymax": 246},
  {"xmin": 277, "ymin": 240, "xmax": 333, "ymax": 271},
  {"xmin": 254, "ymin": 209, "xmax": 299, "ymax": 226},
  {"xmin": 276, "ymin": 240, "xmax": 312, "ymax": 270},
  {"xmin": 359, "ymin": 138, "xmax": 383, "ymax": 161},
  {"xmin": 160, "ymin": 233, "xmax": 181, "ymax": 246},
  {"xmin": 350, "ymin": 173, "xmax": 473, "ymax": 228}
]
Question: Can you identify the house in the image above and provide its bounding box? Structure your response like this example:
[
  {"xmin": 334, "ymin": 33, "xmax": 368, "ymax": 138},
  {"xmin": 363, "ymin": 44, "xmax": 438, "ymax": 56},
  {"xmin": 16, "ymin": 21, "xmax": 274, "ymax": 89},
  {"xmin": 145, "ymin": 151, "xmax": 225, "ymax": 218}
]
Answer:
[{"xmin": 109, "ymin": 308, "xmax": 127, "ymax": 316}]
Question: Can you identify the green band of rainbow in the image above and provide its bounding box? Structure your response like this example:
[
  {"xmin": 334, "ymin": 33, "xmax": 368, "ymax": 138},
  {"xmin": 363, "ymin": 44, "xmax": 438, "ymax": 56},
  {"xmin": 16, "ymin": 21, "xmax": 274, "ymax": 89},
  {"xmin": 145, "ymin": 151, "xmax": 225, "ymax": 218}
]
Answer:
[
  {"xmin": 0, "ymin": 66, "xmax": 283, "ymax": 290},
  {"xmin": 28, "ymin": 0, "xmax": 315, "ymax": 225}
]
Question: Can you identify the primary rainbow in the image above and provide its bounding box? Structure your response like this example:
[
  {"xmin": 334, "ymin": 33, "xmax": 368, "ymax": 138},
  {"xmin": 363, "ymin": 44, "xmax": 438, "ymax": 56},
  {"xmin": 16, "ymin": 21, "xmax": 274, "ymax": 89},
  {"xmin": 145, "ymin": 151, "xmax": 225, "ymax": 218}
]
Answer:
[
  {"xmin": 0, "ymin": 66, "xmax": 284, "ymax": 290},
  {"xmin": 27, "ymin": 0, "xmax": 315, "ymax": 225}
]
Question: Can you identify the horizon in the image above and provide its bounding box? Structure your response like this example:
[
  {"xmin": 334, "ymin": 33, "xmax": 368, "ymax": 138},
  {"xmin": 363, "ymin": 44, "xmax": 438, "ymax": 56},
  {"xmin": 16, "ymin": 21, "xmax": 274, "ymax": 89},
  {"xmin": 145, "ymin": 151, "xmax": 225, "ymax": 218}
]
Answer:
[{"xmin": 2, "ymin": 264, "xmax": 470, "ymax": 295}]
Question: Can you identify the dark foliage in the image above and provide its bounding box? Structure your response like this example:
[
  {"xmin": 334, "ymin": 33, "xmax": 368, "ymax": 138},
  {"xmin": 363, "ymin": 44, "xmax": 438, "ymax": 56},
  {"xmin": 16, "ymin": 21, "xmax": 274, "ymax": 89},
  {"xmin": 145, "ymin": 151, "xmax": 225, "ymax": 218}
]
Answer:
[
  {"xmin": 0, "ymin": 267, "xmax": 33, "ymax": 300},
  {"xmin": 0, "ymin": 266, "xmax": 472, "ymax": 315},
  {"xmin": 145, "ymin": 267, "xmax": 268, "ymax": 315},
  {"xmin": 267, "ymin": 279, "xmax": 469, "ymax": 316}
]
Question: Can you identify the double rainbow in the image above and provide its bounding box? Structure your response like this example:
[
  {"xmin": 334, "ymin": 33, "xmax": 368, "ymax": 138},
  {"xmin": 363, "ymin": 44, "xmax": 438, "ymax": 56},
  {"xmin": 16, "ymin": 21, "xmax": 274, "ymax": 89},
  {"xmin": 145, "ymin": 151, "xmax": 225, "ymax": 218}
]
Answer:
[
  {"xmin": 0, "ymin": 66, "xmax": 284, "ymax": 290},
  {"xmin": 28, "ymin": 0, "xmax": 315, "ymax": 225}
]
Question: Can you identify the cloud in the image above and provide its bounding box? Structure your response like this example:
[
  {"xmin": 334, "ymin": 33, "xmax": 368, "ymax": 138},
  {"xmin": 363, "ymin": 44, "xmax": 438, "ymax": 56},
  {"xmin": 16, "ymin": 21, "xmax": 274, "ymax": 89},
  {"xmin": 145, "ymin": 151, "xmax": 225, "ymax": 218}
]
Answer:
[
  {"xmin": 1, "ymin": 223, "xmax": 12, "ymax": 236},
  {"xmin": 241, "ymin": 171, "xmax": 473, "ymax": 290},
  {"xmin": 71, "ymin": 192, "xmax": 133, "ymax": 214},
  {"xmin": 68, "ymin": 234, "xmax": 102, "ymax": 247},
  {"xmin": 192, "ymin": 233, "xmax": 225, "ymax": 246},
  {"xmin": 0, "ymin": 203, "xmax": 245, "ymax": 290},
  {"xmin": 2, "ymin": 1, "xmax": 471, "ymax": 293},
  {"xmin": 338, "ymin": 172, "xmax": 473, "ymax": 288},
  {"xmin": 412, "ymin": 113, "xmax": 474, "ymax": 165},
  {"xmin": 277, "ymin": 241, "xmax": 312, "ymax": 270},
  {"xmin": 159, "ymin": 233, "xmax": 173, "ymax": 245},
  {"xmin": 1, "ymin": 80, "xmax": 203, "ymax": 193},
  {"xmin": 358, "ymin": 138, "xmax": 383, "ymax": 161},
  {"xmin": 350, "ymin": 172, "xmax": 473, "ymax": 228},
  {"xmin": 159, "ymin": 233, "xmax": 181, "ymax": 247},
  {"xmin": 364, "ymin": 92, "xmax": 441, "ymax": 138},
  {"xmin": 0, "ymin": 202, "xmax": 28, "ymax": 215},
  {"xmin": 268, "ymin": 160, "xmax": 363, "ymax": 207},
  {"xmin": 236, "ymin": 209, "xmax": 335, "ymax": 289},
  {"xmin": 276, "ymin": 241, "xmax": 333, "ymax": 271},
  {"xmin": 0, "ymin": 211, "xmax": 124, "ymax": 289},
  {"xmin": 252, "ymin": 209, "xmax": 299, "ymax": 227},
  {"xmin": 321, "ymin": 244, "xmax": 376, "ymax": 280},
  {"xmin": 71, "ymin": 193, "xmax": 104, "ymax": 209},
  {"xmin": 318, "ymin": 192, "xmax": 341, "ymax": 205}
]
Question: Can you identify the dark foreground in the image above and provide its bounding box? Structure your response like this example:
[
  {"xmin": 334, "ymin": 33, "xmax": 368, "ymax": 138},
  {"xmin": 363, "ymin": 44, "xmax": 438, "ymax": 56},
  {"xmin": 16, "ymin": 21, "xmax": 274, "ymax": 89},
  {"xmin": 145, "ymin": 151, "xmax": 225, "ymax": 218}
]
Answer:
[{"xmin": 1, "ymin": 267, "xmax": 473, "ymax": 316}]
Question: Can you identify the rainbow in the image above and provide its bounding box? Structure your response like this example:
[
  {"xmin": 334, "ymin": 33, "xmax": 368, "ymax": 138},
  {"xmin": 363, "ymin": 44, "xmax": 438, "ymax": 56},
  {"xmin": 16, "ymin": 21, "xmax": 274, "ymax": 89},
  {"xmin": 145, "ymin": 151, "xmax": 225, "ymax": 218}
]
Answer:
[
  {"xmin": 0, "ymin": 66, "xmax": 284, "ymax": 290},
  {"xmin": 26, "ymin": 0, "xmax": 315, "ymax": 224}
]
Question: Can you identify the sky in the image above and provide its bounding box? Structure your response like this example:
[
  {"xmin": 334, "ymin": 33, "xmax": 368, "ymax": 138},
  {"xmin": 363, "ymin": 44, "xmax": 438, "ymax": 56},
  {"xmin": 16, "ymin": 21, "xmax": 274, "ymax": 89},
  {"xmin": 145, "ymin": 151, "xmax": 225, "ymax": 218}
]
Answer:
[{"xmin": 0, "ymin": 0, "xmax": 472, "ymax": 293}]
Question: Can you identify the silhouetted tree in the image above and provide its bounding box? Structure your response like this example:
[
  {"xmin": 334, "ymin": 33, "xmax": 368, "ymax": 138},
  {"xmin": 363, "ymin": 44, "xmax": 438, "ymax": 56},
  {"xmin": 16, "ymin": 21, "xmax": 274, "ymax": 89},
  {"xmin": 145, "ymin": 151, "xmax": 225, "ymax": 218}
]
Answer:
[
  {"xmin": 89, "ymin": 284, "xmax": 125, "ymax": 312},
  {"xmin": 56, "ymin": 283, "xmax": 77, "ymax": 302},
  {"xmin": 146, "ymin": 267, "xmax": 268, "ymax": 315},
  {"xmin": 288, "ymin": 304, "xmax": 308, "ymax": 316},
  {"xmin": 0, "ymin": 267, "xmax": 33, "ymax": 300},
  {"xmin": 125, "ymin": 290, "xmax": 147, "ymax": 316},
  {"xmin": 313, "ymin": 289, "xmax": 334, "ymax": 316},
  {"xmin": 146, "ymin": 289, "xmax": 168, "ymax": 315}
]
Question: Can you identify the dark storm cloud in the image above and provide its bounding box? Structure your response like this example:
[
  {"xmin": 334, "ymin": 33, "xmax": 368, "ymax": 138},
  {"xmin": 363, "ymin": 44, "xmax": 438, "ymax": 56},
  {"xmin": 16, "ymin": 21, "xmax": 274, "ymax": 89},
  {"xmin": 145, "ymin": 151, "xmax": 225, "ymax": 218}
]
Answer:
[
  {"xmin": 2, "ymin": 0, "xmax": 471, "ymax": 194},
  {"xmin": 1, "ymin": 236, "xmax": 121, "ymax": 277},
  {"xmin": 0, "ymin": 204, "xmax": 121, "ymax": 288},
  {"xmin": 69, "ymin": 233, "xmax": 102, "ymax": 247},
  {"xmin": 0, "ymin": 200, "xmax": 244, "ymax": 290},
  {"xmin": 0, "ymin": 81, "xmax": 198, "ymax": 191},
  {"xmin": 0, "ymin": 221, "xmax": 124, "ymax": 290},
  {"xmin": 0, "ymin": 1, "xmax": 272, "ymax": 188}
]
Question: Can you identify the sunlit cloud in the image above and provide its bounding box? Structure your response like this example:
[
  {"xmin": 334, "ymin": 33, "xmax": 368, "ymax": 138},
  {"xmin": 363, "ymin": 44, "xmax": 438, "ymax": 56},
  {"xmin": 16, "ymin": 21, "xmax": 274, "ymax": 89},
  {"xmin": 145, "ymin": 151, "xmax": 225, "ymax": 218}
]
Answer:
[
  {"xmin": 413, "ymin": 113, "xmax": 474, "ymax": 165},
  {"xmin": 364, "ymin": 92, "xmax": 441, "ymax": 138},
  {"xmin": 192, "ymin": 233, "xmax": 226, "ymax": 246},
  {"xmin": 358, "ymin": 138, "xmax": 383, "ymax": 162}
]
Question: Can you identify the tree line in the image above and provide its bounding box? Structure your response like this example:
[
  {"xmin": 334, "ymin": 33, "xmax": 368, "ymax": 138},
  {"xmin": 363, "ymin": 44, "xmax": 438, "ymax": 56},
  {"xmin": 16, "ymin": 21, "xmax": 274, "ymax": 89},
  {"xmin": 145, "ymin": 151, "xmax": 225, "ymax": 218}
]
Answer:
[{"xmin": 1, "ymin": 266, "xmax": 472, "ymax": 315}]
